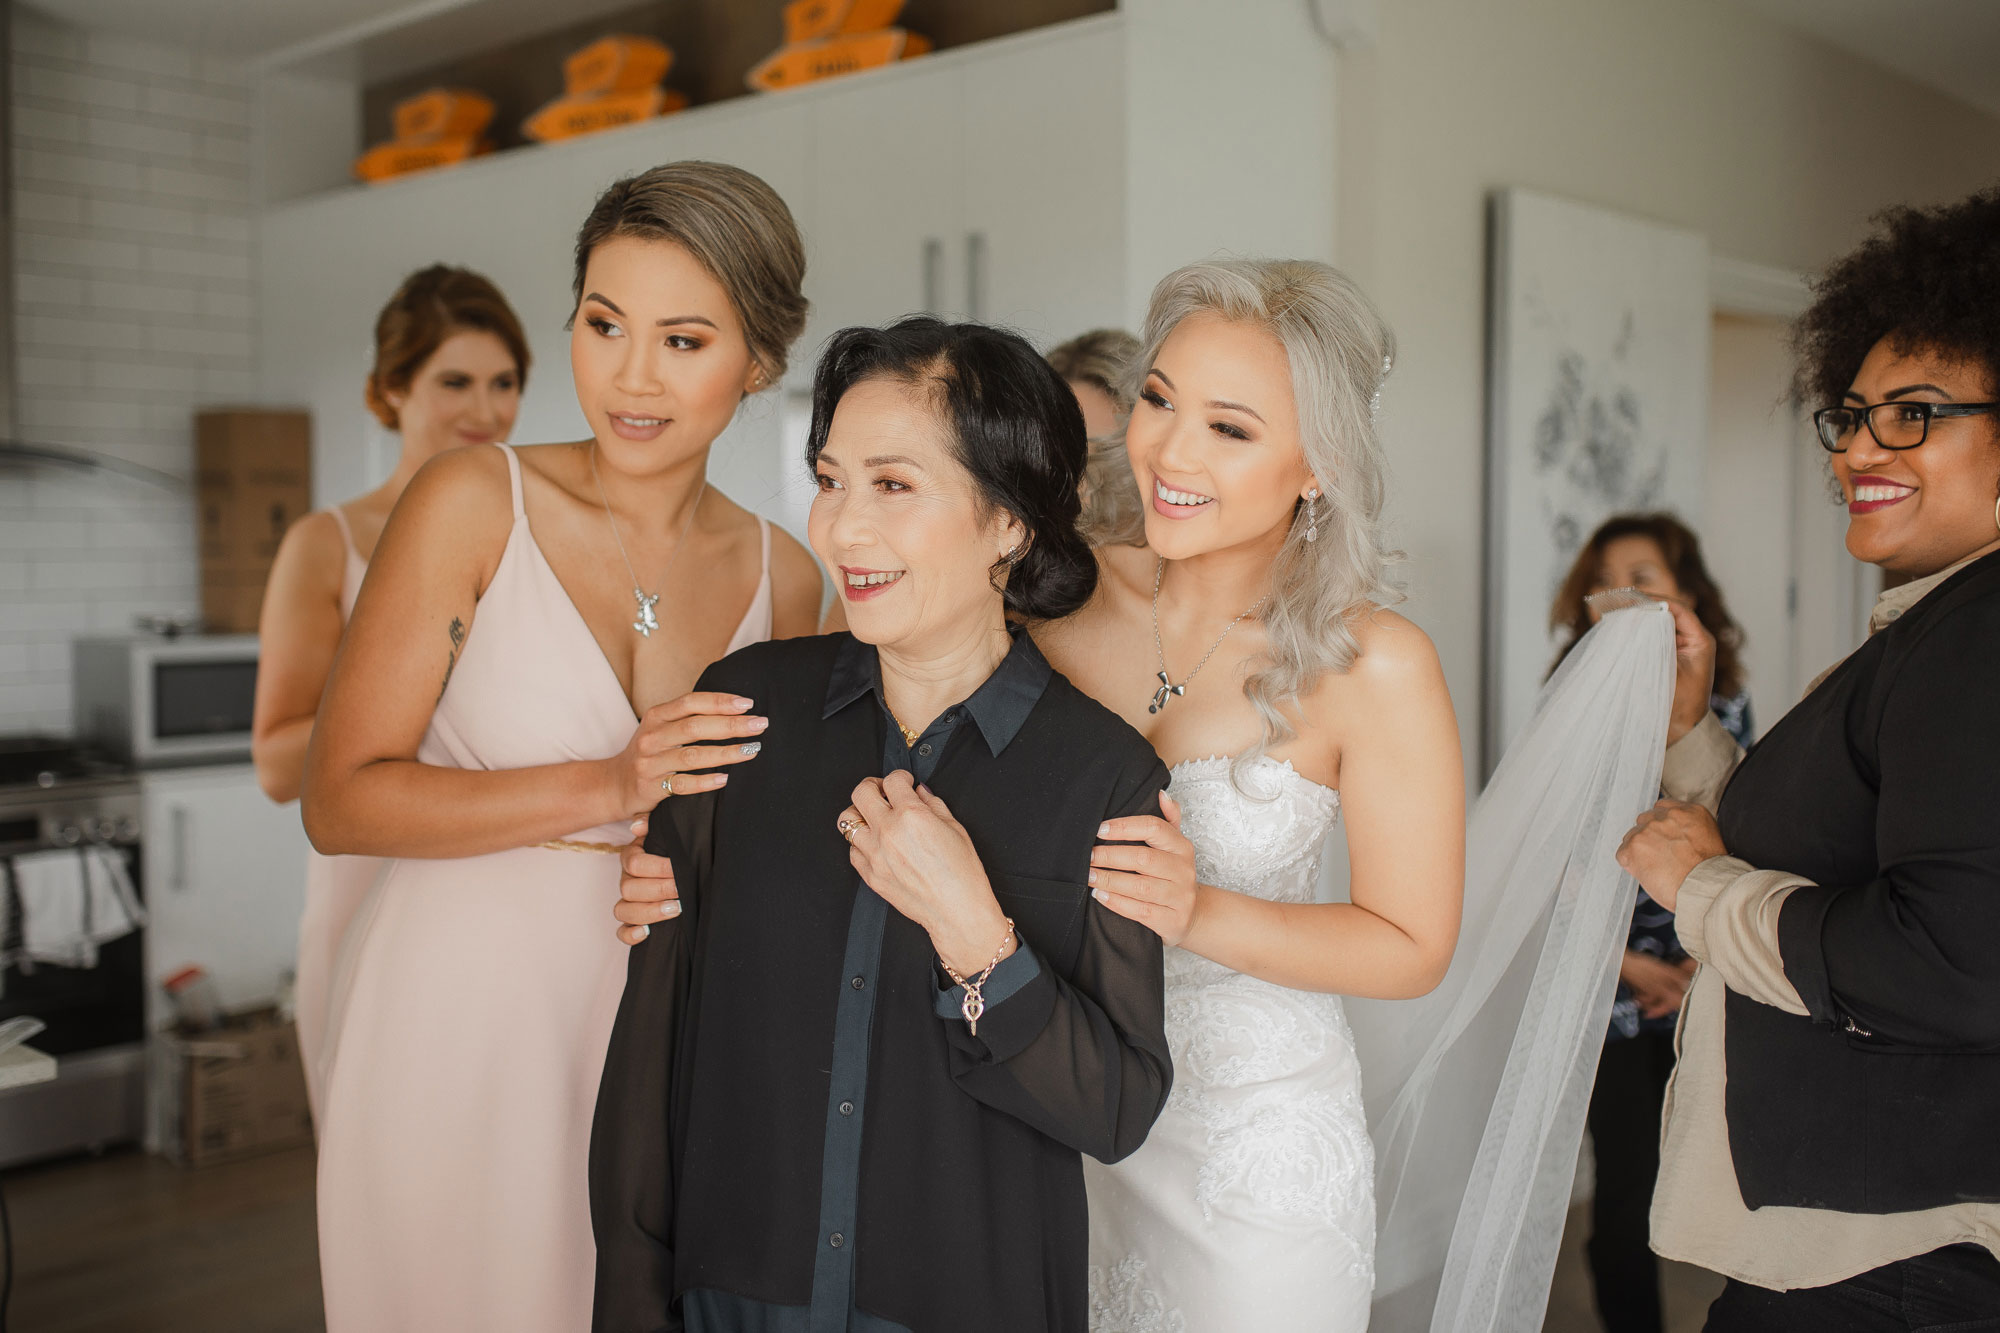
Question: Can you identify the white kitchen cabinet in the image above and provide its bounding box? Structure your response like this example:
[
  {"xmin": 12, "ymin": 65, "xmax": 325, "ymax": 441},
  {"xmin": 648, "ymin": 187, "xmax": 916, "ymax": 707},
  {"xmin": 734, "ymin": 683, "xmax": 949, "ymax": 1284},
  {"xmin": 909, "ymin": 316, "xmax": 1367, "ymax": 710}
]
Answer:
[
  {"xmin": 259, "ymin": 5, "xmax": 1336, "ymax": 519},
  {"xmin": 960, "ymin": 21, "xmax": 1126, "ymax": 344},
  {"xmin": 139, "ymin": 765, "xmax": 309, "ymax": 1029}
]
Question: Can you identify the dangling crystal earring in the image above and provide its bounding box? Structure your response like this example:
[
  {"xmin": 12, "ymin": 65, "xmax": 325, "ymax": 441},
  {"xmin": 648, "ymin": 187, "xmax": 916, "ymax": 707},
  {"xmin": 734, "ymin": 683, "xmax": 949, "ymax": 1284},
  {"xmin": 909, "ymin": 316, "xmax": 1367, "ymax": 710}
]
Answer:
[{"xmin": 1304, "ymin": 489, "xmax": 1320, "ymax": 543}]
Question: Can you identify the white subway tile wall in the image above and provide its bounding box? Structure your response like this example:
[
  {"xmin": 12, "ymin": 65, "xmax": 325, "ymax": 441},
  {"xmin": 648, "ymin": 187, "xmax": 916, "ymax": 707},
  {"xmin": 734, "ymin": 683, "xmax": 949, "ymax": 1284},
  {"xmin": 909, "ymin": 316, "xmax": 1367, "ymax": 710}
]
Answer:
[{"xmin": 0, "ymin": 9, "xmax": 255, "ymax": 735}]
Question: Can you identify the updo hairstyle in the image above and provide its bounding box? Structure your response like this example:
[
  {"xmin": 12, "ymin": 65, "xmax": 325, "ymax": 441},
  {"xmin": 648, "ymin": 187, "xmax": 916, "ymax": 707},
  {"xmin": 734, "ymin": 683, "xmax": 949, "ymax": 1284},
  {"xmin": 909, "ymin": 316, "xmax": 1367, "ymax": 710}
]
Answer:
[
  {"xmin": 365, "ymin": 264, "xmax": 530, "ymax": 430},
  {"xmin": 806, "ymin": 317, "xmax": 1098, "ymax": 622},
  {"xmin": 571, "ymin": 160, "xmax": 809, "ymax": 386}
]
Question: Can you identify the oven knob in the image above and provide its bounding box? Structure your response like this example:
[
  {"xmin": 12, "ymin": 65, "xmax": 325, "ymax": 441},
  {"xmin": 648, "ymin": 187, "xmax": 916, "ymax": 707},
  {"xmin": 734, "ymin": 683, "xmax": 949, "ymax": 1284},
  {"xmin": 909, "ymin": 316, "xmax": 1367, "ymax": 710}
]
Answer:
[
  {"xmin": 54, "ymin": 822, "xmax": 83, "ymax": 846},
  {"xmin": 116, "ymin": 816, "xmax": 140, "ymax": 842}
]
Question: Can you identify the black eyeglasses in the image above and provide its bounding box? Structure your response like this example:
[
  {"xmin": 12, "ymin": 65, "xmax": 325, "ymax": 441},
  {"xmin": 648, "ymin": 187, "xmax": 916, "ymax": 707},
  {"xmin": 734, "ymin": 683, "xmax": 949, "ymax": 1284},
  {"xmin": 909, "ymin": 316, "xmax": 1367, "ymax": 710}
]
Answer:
[{"xmin": 1814, "ymin": 400, "xmax": 2000, "ymax": 453}]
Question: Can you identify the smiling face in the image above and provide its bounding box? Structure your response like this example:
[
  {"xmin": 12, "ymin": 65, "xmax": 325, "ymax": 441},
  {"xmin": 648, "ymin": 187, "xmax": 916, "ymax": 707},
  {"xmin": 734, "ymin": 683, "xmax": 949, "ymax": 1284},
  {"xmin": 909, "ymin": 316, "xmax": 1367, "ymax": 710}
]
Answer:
[
  {"xmin": 809, "ymin": 377, "xmax": 1024, "ymax": 654},
  {"xmin": 1586, "ymin": 534, "xmax": 1687, "ymax": 623},
  {"xmin": 570, "ymin": 235, "xmax": 762, "ymax": 476},
  {"xmin": 385, "ymin": 328, "xmax": 522, "ymax": 461},
  {"xmin": 1832, "ymin": 338, "xmax": 2000, "ymax": 577},
  {"xmin": 1124, "ymin": 312, "xmax": 1317, "ymax": 560}
]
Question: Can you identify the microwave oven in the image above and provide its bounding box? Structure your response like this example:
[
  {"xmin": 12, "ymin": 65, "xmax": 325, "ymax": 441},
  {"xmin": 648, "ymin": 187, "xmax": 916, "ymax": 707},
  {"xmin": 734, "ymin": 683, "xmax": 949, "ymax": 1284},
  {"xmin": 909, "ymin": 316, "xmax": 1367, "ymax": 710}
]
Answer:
[{"xmin": 72, "ymin": 634, "xmax": 260, "ymax": 766}]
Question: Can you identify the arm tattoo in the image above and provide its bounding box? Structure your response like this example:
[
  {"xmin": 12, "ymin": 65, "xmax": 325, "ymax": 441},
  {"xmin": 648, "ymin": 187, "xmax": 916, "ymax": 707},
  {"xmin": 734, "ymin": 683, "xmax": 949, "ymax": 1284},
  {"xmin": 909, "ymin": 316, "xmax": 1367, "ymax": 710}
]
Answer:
[{"xmin": 437, "ymin": 616, "xmax": 466, "ymax": 703}]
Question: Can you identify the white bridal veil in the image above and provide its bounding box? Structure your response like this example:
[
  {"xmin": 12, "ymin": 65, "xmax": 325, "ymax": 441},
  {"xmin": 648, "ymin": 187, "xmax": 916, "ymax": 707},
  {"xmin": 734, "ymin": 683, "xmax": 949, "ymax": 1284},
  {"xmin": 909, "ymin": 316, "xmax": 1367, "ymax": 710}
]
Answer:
[{"xmin": 1349, "ymin": 600, "xmax": 1676, "ymax": 1332}]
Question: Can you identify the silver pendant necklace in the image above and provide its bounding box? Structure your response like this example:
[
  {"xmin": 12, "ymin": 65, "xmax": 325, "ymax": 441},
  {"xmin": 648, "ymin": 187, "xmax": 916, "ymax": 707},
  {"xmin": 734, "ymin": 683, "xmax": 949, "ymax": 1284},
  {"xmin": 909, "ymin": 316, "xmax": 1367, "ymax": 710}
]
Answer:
[
  {"xmin": 590, "ymin": 445, "xmax": 707, "ymax": 638},
  {"xmin": 1149, "ymin": 558, "xmax": 1268, "ymax": 714}
]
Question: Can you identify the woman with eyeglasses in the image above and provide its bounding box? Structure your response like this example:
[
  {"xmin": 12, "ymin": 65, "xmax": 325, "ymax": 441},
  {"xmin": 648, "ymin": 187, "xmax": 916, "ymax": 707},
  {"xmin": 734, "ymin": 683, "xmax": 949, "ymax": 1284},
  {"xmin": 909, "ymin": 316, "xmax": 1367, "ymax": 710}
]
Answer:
[{"xmin": 1616, "ymin": 186, "xmax": 2000, "ymax": 1329}]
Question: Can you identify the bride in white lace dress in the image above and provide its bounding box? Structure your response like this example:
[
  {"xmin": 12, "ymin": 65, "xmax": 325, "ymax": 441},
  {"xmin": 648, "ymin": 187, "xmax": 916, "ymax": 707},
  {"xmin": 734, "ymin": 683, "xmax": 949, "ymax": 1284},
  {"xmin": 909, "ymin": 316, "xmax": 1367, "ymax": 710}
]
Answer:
[{"xmin": 1035, "ymin": 259, "xmax": 1465, "ymax": 1330}]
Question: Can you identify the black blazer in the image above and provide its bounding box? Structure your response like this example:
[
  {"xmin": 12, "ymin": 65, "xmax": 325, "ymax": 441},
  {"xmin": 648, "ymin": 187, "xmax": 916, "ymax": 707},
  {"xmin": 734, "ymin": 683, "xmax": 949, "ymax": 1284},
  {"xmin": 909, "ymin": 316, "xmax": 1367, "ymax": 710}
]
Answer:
[
  {"xmin": 589, "ymin": 633, "xmax": 1172, "ymax": 1333},
  {"xmin": 1718, "ymin": 549, "xmax": 2000, "ymax": 1212}
]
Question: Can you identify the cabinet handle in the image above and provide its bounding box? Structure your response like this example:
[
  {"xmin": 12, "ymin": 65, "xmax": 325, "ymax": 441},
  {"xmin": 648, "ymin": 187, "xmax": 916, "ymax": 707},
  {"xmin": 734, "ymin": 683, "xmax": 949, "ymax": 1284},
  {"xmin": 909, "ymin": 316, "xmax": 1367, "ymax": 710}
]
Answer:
[
  {"xmin": 965, "ymin": 232, "xmax": 987, "ymax": 322},
  {"xmin": 170, "ymin": 804, "xmax": 189, "ymax": 893},
  {"xmin": 922, "ymin": 238, "xmax": 945, "ymax": 315}
]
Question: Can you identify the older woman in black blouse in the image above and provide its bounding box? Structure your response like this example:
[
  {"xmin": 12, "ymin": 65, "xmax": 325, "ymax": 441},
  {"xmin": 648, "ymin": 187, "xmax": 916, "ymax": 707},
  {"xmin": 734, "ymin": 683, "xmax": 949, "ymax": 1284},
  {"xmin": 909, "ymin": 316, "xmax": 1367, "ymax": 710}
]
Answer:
[
  {"xmin": 1617, "ymin": 187, "xmax": 2000, "ymax": 1329},
  {"xmin": 590, "ymin": 319, "xmax": 1172, "ymax": 1333}
]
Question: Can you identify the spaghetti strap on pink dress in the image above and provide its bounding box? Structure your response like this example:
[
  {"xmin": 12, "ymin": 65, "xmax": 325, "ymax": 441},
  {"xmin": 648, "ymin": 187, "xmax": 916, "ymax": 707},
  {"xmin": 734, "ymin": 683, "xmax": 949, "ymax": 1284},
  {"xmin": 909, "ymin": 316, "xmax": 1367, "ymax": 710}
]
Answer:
[
  {"xmin": 315, "ymin": 444, "xmax": 772, "ymax": 1332},
  {"xmin": 295, "ymin": 505, "xmax": 386, "ymax": 1125}
]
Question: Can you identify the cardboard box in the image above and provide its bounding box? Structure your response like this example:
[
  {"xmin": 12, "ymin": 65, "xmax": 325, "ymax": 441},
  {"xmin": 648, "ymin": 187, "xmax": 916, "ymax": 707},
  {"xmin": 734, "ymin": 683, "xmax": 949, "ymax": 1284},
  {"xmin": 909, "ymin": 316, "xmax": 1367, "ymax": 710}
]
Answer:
[
  {"xmin": 148, "ymin": 1008, "xmax": 313, "ymax": 1167},
  {"xmin": 196, "ymin": 410, "xmax": 310, "ymax": 635}
]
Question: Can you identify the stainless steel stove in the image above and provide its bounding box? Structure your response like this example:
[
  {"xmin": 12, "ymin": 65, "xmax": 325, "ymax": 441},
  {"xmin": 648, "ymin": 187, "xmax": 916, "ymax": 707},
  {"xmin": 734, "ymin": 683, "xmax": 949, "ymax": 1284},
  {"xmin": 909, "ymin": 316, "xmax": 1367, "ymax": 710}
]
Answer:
[{"xmin": 0, "ymin": 734, "xmax": 147, "ymax": 1167}]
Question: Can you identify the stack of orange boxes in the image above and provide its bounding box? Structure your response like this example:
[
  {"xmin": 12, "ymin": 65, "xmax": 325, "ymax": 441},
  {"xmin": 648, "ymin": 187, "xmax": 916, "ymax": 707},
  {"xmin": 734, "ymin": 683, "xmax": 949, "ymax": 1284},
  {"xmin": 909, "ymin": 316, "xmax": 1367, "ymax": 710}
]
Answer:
[
  {"xmin": 353, "ymin": 89, "xmax": 495, "ymax": 184},
  {"xmin": 524, "ymin": 35, "xmax": 688, "ymax": 143},
  {"xmin": 747, "ymin": 0, "xmax": 932, "ymax": 92}
]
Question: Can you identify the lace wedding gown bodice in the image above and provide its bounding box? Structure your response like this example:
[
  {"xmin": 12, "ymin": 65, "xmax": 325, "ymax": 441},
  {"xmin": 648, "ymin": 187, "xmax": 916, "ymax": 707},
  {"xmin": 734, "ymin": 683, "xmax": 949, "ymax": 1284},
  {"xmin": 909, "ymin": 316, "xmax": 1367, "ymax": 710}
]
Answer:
[{"xmin": 1086, "ymin": 754, "xmax": 1375, "ymax": 1332}]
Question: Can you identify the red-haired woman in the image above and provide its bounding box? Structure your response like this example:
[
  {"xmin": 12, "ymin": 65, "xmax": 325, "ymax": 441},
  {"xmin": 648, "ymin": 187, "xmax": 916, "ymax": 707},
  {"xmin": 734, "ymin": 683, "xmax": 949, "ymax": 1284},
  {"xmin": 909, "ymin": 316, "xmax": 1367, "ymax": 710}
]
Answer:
[
  {"xmin": 1549, "ymin": 513, "xmax": 1751, "ymax": 1333},
  {"xmin": 253, "ymin": 264, "xmax": 530, "ymax": 1121}
]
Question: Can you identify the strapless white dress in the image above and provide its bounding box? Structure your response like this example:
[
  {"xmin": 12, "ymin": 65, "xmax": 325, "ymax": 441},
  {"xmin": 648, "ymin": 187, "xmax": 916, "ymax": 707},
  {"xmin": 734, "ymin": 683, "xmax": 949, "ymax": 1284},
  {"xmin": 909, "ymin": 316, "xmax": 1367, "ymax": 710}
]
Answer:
[{"xmin": 1085, "ymin": 754, "xmax": 1375, "ymax": 1332}]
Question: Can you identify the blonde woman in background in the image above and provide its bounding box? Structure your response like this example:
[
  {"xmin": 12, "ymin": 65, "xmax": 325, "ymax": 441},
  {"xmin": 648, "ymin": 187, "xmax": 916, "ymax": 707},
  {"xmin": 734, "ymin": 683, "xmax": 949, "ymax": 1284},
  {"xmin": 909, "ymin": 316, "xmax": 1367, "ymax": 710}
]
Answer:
[
  {"xmin": 252, "ymin": 264, "xmax": 530, "ymax": 1122},
  {"xmin": 1048, "ymin": 327, "xmax": 1148, "ymax": 547},
  {"xmin": 302, "ymin": 162, "xmax": 821, "ymax": 1332}
]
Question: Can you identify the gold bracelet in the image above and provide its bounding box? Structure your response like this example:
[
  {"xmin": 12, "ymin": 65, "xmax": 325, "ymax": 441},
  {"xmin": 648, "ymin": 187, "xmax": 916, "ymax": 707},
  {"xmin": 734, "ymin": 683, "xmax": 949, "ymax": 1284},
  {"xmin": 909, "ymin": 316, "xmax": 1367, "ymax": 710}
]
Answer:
[
  {"xmin": 537, "ymin": 839, "xmax": 624, "ymax": 854},
  {"xmin": 940, "ymin": 917, "xmax": 1016, "ymax": 1037}
]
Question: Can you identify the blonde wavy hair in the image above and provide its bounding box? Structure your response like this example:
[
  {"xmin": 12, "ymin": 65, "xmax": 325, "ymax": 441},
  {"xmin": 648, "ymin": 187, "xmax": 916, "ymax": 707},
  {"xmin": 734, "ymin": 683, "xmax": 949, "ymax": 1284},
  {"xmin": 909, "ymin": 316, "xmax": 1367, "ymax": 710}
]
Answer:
[{"xmin": 1116, "ymin": 258, "xmax": 1401, "ymax": 771}]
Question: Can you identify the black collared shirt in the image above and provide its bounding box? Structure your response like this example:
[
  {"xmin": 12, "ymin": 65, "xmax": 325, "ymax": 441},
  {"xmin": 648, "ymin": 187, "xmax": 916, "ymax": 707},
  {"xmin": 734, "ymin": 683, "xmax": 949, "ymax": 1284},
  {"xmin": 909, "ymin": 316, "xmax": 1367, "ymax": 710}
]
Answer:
[{"xmin": 591, "ymin": 631, "xmax": 1172, "ymax": 1333}]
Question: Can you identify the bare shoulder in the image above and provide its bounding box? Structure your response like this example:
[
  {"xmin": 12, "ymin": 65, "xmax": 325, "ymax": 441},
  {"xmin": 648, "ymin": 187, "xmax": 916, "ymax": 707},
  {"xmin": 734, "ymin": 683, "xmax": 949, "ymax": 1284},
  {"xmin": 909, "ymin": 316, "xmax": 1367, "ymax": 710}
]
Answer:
[
  {"xmin": 266, "ymin": 509, "xmax": 345, "ymax": 602},
  {"xmin": 1346, "ymin": 608, "xmax": 1445, "ymax": 684},
  {"xmin": 376, "ymin": 443, "xmax": 515, "ymax": 567},
  {"xmin": 768, "ymin": 524, "xmax": 825, "ymax": 635},
  {"xmin": 1302, "ymin": 606, "xmax": 1452, "ymax": 727}
]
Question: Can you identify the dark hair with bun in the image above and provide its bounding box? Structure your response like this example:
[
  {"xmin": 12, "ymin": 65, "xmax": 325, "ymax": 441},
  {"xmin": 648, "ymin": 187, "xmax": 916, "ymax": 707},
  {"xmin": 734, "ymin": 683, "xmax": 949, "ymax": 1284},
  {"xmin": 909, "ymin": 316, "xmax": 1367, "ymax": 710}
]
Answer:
[
  {"xmin": 365, "ymin": 264, "xmax": 529, "ymax": 430},
  {"xmin": 806, "ymin": 317, "xmax": 1098, "ymax": 622},
  {"xmin": 1794, "ymin": 185, "xmax": 2000, "ymax": 409}
]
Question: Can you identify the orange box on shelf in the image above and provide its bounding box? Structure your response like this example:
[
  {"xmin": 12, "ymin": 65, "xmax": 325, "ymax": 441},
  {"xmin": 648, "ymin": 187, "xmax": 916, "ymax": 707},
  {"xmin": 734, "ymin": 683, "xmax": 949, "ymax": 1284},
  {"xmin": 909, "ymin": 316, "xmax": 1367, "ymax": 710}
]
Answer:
[
  {"xmin": 523, "ymin": 85, "xmax": 686, "ymax": 142},
  {"xmin": 392, "ymin": 87, "xmax": 495, "ymax": 141},
  {"xmin": 563, "ymin": 34, "xmax": 673, "ymax": 97},
  {"xmin": 748, "ymin": 28, "xmax": 932, "ymax": 93},
  {"xmin": 781, "ymin": 0, "xmax": 906, "ymax": 45},
  {"xmin": 354, "ymin": 135, "xmax": 491, "ymax": 184}
]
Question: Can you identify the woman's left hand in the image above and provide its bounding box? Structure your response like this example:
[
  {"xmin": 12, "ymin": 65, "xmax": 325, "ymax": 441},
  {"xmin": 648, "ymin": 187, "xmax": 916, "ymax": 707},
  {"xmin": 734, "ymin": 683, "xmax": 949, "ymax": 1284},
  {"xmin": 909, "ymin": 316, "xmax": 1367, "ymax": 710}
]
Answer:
[
  {"xmin": 841, "ymin": 772, "xmax": 1012, "ymax": 975},
  {"xmin": 1090, "ymin": 792, "xmax": 1201, "ymax": 948},
  {"xmin": 1615, "ymin": 798, "xmax": 1728, "ymax": 912}
]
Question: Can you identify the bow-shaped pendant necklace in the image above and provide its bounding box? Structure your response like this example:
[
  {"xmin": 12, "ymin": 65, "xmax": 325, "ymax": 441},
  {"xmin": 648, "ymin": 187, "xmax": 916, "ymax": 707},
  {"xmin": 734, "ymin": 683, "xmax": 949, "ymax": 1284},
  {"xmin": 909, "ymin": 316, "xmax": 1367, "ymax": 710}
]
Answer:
[
  {"xmin": 592, "ymin": 445, "xmax": 706, "ymax": 639},
  {"xmin": 1149, "ymin": 558, "xmax": 1268, "ymax": 714}
]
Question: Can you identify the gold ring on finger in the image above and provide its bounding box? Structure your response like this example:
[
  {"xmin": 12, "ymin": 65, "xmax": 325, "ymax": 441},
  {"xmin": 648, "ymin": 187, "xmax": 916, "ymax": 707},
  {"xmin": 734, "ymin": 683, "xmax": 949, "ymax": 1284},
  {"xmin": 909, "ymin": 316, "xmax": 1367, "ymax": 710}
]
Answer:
[
  {"xmin": 661, "ymin": 775, "xmax": 675, "ymax": 796},
  {"xmin": 837, "ymin": 816, "xmax": 865, "ymax": 843}
]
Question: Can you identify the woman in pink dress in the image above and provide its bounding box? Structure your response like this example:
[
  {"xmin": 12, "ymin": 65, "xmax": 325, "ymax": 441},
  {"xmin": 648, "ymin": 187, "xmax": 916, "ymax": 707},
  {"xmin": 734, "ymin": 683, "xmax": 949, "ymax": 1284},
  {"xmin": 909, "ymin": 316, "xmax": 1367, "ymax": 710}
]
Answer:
[
  {"xmin": 302, "ymin": 162, "xmax": 824, "ymax": 1331},
  {"xmin": 254, "ymin": 265, "xmax": 530, "ymax": 1122}
]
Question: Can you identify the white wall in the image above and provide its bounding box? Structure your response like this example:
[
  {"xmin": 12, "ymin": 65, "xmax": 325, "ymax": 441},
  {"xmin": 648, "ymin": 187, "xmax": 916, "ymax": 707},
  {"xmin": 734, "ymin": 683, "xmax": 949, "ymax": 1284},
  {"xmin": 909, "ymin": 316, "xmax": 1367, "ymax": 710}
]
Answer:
[
  {"xmin": 0, "ymin": 9, "xmax": 255, "ymax": 735},
  {"xmin": 1335, "ymin": 0, "xmax": 2000, "ymax": 779},
  {"xmin": 1121, "ymin": 0, "xmax": 1337, "ymax": 322}
]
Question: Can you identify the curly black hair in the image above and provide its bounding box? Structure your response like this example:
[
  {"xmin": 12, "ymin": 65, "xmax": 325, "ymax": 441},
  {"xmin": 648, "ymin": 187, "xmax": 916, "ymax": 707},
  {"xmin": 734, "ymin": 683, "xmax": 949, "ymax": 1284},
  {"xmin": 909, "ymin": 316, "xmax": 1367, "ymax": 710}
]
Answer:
[{"xmin": 1794, "ymin": 185, "xmax": 2000, "ymax": 407}]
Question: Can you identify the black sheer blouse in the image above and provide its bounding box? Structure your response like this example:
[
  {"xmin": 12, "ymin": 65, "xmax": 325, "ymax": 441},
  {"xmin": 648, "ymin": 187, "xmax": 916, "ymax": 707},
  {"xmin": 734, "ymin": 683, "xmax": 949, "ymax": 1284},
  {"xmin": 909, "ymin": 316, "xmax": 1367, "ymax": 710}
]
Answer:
[{"xmin": 590, "ymin": 631, "xmax": 1172, "ymax": 1333}]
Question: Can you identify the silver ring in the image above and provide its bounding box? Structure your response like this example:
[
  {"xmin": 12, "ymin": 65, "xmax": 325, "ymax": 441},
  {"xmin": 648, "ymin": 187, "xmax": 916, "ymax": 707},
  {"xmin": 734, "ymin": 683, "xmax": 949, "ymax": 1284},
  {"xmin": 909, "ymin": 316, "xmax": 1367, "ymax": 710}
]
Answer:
[{"xmin": 661, "ymin": 775, "xmax": 675, "ymax": 797}]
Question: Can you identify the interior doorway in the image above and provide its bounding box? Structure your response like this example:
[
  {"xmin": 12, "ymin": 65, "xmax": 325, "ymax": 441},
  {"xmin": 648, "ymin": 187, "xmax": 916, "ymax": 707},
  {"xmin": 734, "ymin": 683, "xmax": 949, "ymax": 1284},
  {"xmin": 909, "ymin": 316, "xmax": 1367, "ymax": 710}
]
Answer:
[{"xmin": 1702, "ymin": 312, "xmax": 1877, "ymax": 734}]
